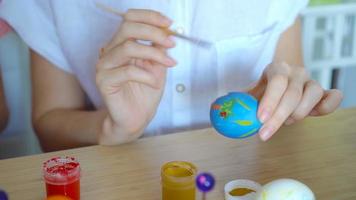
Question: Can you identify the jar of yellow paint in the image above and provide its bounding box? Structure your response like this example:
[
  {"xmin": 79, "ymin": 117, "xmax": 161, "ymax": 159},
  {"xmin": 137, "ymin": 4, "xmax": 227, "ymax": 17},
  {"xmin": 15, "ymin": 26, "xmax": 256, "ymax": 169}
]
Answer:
[{"xmin": 161, "ymin": 161, "xmax": 197, "ymax": 200}]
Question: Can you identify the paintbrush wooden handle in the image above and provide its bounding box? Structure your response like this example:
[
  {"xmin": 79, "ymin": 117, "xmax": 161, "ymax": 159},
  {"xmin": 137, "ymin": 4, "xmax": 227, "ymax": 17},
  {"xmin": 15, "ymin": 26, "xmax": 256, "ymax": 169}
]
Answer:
[
  {"xmin": 96, "ymin": 2, "xmax": 211, "ymax": 48},
  {"xmin": 163, "ymin": 28, "xmax": 178, "ymax": 36},
  {"xmin": 96, "ymin": 2, "xmax": 125, "ymax": 16}
]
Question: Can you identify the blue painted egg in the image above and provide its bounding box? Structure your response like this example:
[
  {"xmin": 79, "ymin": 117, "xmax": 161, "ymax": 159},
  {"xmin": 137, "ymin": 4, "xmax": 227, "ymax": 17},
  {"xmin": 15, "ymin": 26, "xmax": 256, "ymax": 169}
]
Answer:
[{"xmin": 210, "ymin": 92, "xmax": 262, "ymax": 139}]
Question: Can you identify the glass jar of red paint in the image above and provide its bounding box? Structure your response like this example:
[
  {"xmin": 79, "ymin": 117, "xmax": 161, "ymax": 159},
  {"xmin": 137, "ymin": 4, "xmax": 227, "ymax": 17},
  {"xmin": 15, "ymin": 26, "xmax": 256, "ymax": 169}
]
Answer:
[{"xmin": 43, "ymin": 157, "xmax": 81, "ymax": 200}]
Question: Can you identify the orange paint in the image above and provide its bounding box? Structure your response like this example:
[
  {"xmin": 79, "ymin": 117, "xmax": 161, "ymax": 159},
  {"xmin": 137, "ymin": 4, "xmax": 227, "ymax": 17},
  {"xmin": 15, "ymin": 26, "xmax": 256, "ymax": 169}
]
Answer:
[
  {"xmin": 46, "ymin": 195, "xmax": 73, "ymax": 200},
  {"xmin": 212, "ymin": 104, "xmax": 221, "ymax": 110}
]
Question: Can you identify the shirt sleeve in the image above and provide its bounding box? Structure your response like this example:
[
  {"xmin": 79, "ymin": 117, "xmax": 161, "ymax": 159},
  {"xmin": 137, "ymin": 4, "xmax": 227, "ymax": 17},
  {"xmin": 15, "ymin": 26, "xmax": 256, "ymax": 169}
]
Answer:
[
  {"xmin": 0, "ymin": 0, "xmax": 72, "ymax": 73},
  {"xmin": 268, "ymin": 0, "xmax": 309, "ymax": 34}
]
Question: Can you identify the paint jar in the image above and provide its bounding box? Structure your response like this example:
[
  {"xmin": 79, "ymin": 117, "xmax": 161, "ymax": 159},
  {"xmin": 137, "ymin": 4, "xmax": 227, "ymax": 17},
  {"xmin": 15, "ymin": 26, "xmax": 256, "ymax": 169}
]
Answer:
[
  {"xmin": 161, "ymin": 161, "xmax": 197, "ymax": 200},
  {"xmin": 43, "ymin": 157, "xmax": 81, "ymax": 200},
  {"xmin": 46, "ymin": 196, "xmax": 73, "ymax": 200}
]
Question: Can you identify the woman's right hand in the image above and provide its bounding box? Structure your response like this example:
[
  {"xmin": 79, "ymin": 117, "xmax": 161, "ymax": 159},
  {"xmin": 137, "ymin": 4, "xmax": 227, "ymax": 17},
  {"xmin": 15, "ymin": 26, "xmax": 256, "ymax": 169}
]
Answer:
[{"xmin": 96, "ymin": 9, "xmax": 176, "ymax": 145}]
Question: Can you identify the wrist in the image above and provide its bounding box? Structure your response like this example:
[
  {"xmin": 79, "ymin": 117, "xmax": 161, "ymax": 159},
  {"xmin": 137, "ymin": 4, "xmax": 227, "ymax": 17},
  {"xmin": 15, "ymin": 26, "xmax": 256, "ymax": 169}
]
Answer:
[{"xmin": 98, "ymin": 114, "xmax": 143, "ymax": 145}]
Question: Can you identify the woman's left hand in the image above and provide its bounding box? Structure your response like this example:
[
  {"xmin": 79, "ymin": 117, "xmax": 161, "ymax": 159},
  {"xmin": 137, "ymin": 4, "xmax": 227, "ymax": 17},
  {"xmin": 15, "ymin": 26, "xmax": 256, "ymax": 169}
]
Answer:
[{"xmin": 248, "ymin": 62, "xmax": 343, "ymax": 141}]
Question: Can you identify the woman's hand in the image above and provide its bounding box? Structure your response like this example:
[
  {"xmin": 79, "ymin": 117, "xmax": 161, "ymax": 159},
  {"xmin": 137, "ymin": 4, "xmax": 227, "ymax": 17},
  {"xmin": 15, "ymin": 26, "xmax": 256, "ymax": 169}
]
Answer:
[
  {"xmin": 96, "ymin": 9, "xmax": 176, "ymax": 145},
  {"xmin": 248, "ymin": 62, "xmax": 343, "ymax": 141}
]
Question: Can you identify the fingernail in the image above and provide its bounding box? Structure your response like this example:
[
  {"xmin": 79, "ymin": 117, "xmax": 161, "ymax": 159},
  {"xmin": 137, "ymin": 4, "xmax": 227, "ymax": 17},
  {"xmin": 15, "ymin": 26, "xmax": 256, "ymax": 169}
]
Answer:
[
  {"xmin": 259, "ymin": 109, "xmax": 270, "ymax": 123},
  {"xmin": 164, "ymin": 37, "xmax": 175, "ymax": 47},
  {"xmin": 259, "ymin": 126, "xmax": 273, "ymax": 141},
  {"xmin": 165, "ymin": 57, "xmax": 176, "ymax": 66}
]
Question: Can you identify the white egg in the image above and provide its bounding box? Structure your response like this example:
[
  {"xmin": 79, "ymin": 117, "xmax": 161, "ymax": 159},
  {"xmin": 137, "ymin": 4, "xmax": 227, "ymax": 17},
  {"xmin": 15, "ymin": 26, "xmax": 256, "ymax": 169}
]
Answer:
[{"xmin": 256, "ymin": 179, "xmax": 315, "ymax": 200}]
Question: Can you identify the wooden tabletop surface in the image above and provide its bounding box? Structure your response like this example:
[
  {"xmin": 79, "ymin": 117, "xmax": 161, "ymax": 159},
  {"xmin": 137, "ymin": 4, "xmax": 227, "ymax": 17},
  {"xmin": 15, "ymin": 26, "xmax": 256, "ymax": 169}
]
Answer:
[{"xmin": 1, "ymin": 108, "xmax": 356, "ymax": 200}]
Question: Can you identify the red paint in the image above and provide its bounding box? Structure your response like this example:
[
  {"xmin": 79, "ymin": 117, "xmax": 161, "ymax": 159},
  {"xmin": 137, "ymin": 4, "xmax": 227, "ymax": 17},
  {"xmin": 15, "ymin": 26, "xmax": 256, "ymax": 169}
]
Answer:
[
  {"xmin": 220, "ymin": 111, "xmax": 227, "ymax": 118},
  {"xmin": 46, "ymin": 181, "xmax": 79, "ymax": 200},
  {"xmin": 46, "ymin": 161, "xmax": 79, "ymax": 175},
  {"xmin": 43, "ymin": 157, "xmax": 81, "ymax": 200}
]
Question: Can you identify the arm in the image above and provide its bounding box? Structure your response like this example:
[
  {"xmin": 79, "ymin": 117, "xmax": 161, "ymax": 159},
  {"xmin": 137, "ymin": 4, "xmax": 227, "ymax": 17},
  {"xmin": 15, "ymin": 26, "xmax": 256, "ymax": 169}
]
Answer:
[
  {"xmin": 248, "ymin": 18, "xmax": 304, "ymax": 98},
  {"xmin": 32, "ymin": 9, "xmax": 175, "ymax": 151},
  {"xmin": 249, "ymin": 18, "xmax": 343, "ymax": 141},
  {"xmin": 31, "ymin": 51, "xmax": 106, "ymax": 151},
  {"xmin": 0, "ymin": 71, "xmax": 9, "ymax": 132},
  {"xmin": 274, "ymin": 18, "xmax": 304, "ymax": 66}
]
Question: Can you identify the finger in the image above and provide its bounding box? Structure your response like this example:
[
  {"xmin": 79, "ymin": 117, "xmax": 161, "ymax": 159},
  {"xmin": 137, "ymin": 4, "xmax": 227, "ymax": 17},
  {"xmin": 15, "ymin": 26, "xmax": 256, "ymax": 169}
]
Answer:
[
  {"xmin": 124, "ymin": 9, "xmax": 172, "ymax": 28},
  {"xmin": 129, "ymin": 42, "xmax": 167, "ymax": 70},
  {"xmin": 96, "ymin": 65, "xmax": 159, "ymax": 92},
  {"xmin": 140, "ymin": 44, "xmax": 168, "ymax": 84},
  {"xmin": 129, "ymin": 58, "xmax": 145, "ymax": 68},
  {"xmin": 284, "ymin": 117, "xmax": 296, "ymax": 126},
  {"xmin": 98, "ymin": 40, "xmax": 176, "ymax": 69},
  {"xmin": 288, "ymin": 80, "xmax": 324, "ymax": 122},
  {"xmin": 247, "ymin": 74, "xmax": 267, "ymax": 101},
  {"xmin": 309, "ymin": 89, "xmax": 343, "ymax": 116},
  {"xmin": 259, "ymin": 79, "xmax": 305, "ymax": 141},
  {"xmin": 142, "ymin": 60, "xmax": 167, "ymax": 87},
  {"xmin": 114, "ymin": 22, "xmax": 175, "ymax": 49},
  {"xmin": 257, "ymin": 74, "xmax": 288, "ymax": 123}
]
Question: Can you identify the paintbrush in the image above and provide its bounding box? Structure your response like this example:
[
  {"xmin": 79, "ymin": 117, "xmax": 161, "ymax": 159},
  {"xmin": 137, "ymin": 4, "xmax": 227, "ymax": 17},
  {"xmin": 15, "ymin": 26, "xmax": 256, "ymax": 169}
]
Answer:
[{"xmin": 96, "ymin": 2, "xmax": 212, "ymax": 48}]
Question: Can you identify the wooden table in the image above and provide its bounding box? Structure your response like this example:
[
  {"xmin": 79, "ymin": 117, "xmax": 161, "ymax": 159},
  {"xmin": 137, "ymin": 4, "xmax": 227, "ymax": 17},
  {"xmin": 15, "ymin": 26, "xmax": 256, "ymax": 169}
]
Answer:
[{"xmin": 1, "ymin": 108, "xmax": 356, "ymax": 200}]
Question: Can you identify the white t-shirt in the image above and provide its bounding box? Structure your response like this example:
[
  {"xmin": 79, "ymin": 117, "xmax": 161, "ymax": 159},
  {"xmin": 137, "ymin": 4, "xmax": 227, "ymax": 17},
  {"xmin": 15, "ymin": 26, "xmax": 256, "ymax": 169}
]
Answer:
[{"xmin": 0, "ymin": 0, "xmax": 308, "ymax": 136}]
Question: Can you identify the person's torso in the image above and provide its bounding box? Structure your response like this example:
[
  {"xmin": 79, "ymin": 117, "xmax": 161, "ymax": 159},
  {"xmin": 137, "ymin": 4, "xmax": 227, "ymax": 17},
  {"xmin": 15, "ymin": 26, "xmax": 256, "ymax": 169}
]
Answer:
[{"xmin": 51, "ymin": 0, "xmax": 290, "ymax": 136}]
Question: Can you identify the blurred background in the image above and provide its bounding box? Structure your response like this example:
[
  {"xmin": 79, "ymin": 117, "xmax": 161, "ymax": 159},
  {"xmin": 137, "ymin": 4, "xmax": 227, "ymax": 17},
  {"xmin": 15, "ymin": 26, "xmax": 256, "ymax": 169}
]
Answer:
[{"xmin": 0, "ymin": 0, "xmax": 356, "ymax": 159}]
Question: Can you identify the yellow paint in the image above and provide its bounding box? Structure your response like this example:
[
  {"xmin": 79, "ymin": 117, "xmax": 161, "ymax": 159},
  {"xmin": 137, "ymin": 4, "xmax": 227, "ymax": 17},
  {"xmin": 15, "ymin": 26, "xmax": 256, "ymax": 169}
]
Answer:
[
  {"xmin": 236, "ymin": 99, "xmax": 251, "ymax": 110},
  {"xmin": 240, "ymin": 128, "xmax": 258, "ymax": 137},
  {"xmin": 229, "ymin": 188, "xmax": 255, "ymax": 196},
  {"xmin": 161, "ymin": 161, "xmax": 197, "ymax": 200},
  {"xmin": 164, "ymin": 166, "xmax": 194, "ymax": 177},
  {"xmin": 224, "ymin": 101, "xmax": 233, "ymax": 107},
  {"xmin": 235, "ymin": 120, "xmax": 252, "ymax": 126}
]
